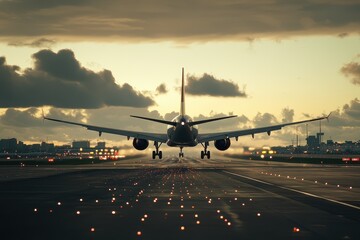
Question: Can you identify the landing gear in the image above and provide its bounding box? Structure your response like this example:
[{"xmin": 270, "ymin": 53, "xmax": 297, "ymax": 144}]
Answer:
[
  {"xmin": 152, "ymin": 141, "xmax": 162, "ymax": 159},
  {"xmin": 179, "ymin": 147, "xmax": 184, "ymax": 158},
  {"xmin": 200, "ymin": 142, "xmax": 210, "ymax": 159}
]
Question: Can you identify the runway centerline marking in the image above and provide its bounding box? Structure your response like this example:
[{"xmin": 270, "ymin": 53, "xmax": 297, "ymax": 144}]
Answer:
[{"xmin": 223, "ymin": 170, "xmax": 360, "ymax": 211}]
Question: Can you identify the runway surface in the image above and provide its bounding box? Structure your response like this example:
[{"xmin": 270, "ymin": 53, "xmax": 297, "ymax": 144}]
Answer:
[{"xmin": 0, "ymin": 155, "xmax": 359, "ymax": 239}]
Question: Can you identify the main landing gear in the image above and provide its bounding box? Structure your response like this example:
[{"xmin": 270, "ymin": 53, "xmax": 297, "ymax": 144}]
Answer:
[
  {"xmin": 179, "ymin": 147, "xmax": 184, "ymax": 158},
  {"xmin": 152, "ymin": 141, "xmax": 162, "ymax": 159},
  {"xmin": 201, "ymin": 142, "xmax": 210, "ymax": 159}
]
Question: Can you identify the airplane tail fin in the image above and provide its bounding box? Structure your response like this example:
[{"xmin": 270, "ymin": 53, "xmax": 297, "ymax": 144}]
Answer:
[{"xmin": 180, "ymin": 67, "xmax": 185, "ymax": 116}]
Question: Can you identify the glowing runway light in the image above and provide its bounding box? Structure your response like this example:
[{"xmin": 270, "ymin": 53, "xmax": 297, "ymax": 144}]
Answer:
[
  {"xmin": 227, "ymin": 222, "xmax": 231, "ymax": 226},
  {"xmin": 80, "ymin": 198, "xmax": 83, "ymax": 202},
  {"xmin": 196, "ymin": 220, "xmax": 200, "ymax": 224},
  {"xmin": 57, "ymin": 202, "xmax": 61, "ymax": 206},
  {"xmin": 293, "ymin": 227, "xmax": 300, "ymax": 232},
  {"xmin": 137, "ymin": 231, "xmax": 142, "ymax": 236},
  {"xmin": 90, "ymin": 228, "xmax": 95, "ymax": 232},
  {"xmin": 34, "ymin": 208, "xmax": 38, "ymax": 212},
  {"xmin": 180, "ymin": 226, "xmax": 185, "ymax": 231},
  {"xmin": 195, "ymin": 214, "xmax": 198, "ymax": 218},
  {"xmin": 257, "ymin": 213, "xmax": 261, "ymax": 217},
  {"xmin": 112, "ymin": 211, "xmax": 116, "ymax": 215},
  {"xmin": 76, "ymin": 211, "xmax": 80, "ymax": 215}
]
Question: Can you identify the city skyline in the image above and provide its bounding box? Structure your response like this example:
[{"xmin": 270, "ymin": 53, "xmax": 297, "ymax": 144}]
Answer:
[{"xmin": 0, "ymin": 1, "xmax": 359, "ymax": 151}]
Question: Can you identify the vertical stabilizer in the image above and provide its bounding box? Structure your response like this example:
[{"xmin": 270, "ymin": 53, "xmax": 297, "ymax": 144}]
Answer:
[{"xmin": 180, "ymin": 67, "xmax": 185, "ymax": 116}]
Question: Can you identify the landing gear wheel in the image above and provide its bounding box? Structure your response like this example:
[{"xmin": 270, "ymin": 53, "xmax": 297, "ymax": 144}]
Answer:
[
  {"xmin": 179, "ymin": 147, "xmax": 184, "ymax": 158},
  {"xmin": 152, "ymin": 141, "xmax": 162, "ymax": 159},
  {"xmin": 200, "ymin": 142, "xmax": 211, "ymax": 159}
]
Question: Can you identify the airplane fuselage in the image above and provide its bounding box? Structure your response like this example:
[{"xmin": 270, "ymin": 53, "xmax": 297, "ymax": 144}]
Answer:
[{"xmin": 167, "ymin": 115, "xmax": 198, "ymax": 147}]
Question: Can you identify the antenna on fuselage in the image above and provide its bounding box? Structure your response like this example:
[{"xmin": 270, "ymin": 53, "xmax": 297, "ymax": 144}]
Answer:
[{"xmin": 180, "ymin": 67, "xmax": 185, "ymax": 116}]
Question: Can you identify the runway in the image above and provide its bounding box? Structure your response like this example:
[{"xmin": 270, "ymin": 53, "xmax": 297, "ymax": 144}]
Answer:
[{"xmin": 0, "ymin": 156, "xmax": 359, "ymax": 239}]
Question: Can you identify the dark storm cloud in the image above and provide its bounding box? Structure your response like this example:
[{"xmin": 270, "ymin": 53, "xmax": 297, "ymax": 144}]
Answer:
[
  {"xmin": 155, "ymin": 83, "xmax": 168, "ymax": 95},
  {"xmin": 0, "ymin": 108, "xmax": 41, "ymax": 127},
  {"xmin": 8, "ymin": 38, "xmax": 56, "ymax": 48},
  {"xmin": 0, "ymin": 0, "xmax": 359, "ymax": 42},
  {"xmin": 186, "ymin": 73, "xmax": 247, "ymax": 97},
  {"xmin": 0, "ymin": 49, "xmax": 154, "ymax": 108},
  {"xmin": 341, "ymin": 61, "xmax": 360, "ymax": 85}
]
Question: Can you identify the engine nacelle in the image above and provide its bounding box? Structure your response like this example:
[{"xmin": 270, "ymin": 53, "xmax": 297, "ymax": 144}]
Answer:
[
  {"xmin": 132, "ymin": 138, "xmax": 149, "ymax": 150},
  {"xmin": 214, "ymin": 138, "xmax": 231, "ymax": 151}
]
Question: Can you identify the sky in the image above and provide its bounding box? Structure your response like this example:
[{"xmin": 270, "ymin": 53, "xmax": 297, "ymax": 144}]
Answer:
[{"xmin": 0, "ymin": 0, "xmax": 360, "ymax": 153}]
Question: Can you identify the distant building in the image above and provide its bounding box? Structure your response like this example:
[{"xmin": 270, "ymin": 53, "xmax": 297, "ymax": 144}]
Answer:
[
  {"xmin": 41, "ymin": 142, "xmax": 55, "ymax": 153},
  {"xmin": 0, "ymin": 138, "xmax": 17, "ymax": 152},
  {"xmin": 96, "ymin": 142, "xmax": 106, "ymax": 149},
  {"xmin": 306, "ymin": 136, "xmax": 319, "ymax": 148},
  {"xmin": 72, "ymin": 141, "xmax": 90, "ymax": 149},
  {"xmin": 30, "ymin": 144, "xmax": 41, "ymax": 152}
]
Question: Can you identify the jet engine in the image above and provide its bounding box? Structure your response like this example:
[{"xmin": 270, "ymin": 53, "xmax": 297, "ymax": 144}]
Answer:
[
  {"xmin": 214, "ymin": 138, "xmax": 231, "ymax": 151},
  {"xmin": 132, "ymin": 138, "xmax": 149, "ymax": 150}
]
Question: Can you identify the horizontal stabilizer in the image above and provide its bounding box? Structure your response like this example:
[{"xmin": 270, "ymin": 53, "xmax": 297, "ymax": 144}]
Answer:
[
  {"xmin": 189, "ymin": 115, "xmax": 237, "ymax": 126},
  {"xmin": 130, "ymin": 115, "xmax": 176, "ymax": 126}
]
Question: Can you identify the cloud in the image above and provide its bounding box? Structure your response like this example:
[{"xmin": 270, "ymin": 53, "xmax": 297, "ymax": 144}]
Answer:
[
  {"xmin": 186, "ymin": 73, "xmax": 247, "ymax": 97},
  {"xmin": 253, "ymin": 112, "xmax": 278, "ymax": 127},
  {"xmin": 341, "ymin": 61, "xmax": 360, "ymax": 85},
  {"xmin": 8, "ymin": 38, "xmax": 56, "ymax": 48},
  {"xmin": 0, "ymin": 49, "xmax": 154, "ymax": 108},
  {"xmin": 1, "ymin": 0, "xmax": 359, "ymax": 43},
  {"xmin": 155, "ymin": 83, "xmax": 168, "ymax": 95},
  {"xmin": 281, "ymin": 107, "xmax": 294, "ymax": 123},
  {"xmin": 193, "ymin": 112, "xmax": 249, "ymax": 132},
  {"xmin": 1, "ymin": 99, "xmax": 359, "ymax": 148}
]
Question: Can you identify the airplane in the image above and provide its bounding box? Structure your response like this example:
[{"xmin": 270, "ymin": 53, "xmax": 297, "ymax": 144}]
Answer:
[{"xmin": 44, "ymin": 68, "xmax": 330, "ymax": 159}]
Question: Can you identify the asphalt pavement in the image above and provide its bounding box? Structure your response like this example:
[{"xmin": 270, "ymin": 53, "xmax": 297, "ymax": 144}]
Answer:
[{"xmin": 0, "ymin": 156, "xmax": 359, "ymax": 239}]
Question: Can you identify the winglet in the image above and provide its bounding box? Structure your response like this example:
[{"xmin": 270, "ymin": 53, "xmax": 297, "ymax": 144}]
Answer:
[{"xmin": 325, "ymin": 112, "xmax": 332, "ymax": 122}]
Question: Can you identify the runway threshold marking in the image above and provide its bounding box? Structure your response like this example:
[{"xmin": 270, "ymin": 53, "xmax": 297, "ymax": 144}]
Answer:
[{"xmin": 223, "ymin": 170, "xmax": 360, "ymax": 211}]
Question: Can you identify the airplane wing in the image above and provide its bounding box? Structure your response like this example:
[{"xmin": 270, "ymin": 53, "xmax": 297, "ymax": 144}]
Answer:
[
  {"xmin": 197, "ymin": 114, "xmax": 330, "ymax": 143},
  {"xmin": 44, "ymin": 117, "xmax": 168, "ymax": 143}
]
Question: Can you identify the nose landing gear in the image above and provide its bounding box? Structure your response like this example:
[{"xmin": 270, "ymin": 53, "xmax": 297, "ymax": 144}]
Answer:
[{"xmin": 179, "ymin": 147, "xmax": 184, "ymax": 158}]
